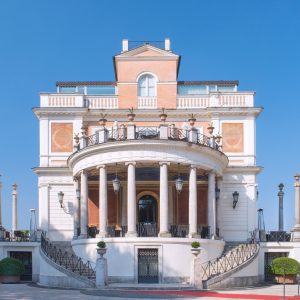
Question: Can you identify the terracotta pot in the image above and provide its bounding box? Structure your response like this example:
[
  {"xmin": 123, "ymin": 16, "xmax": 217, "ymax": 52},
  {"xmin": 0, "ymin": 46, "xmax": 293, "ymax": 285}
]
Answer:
[
  {"xmin": 207, "ymin": 126, "xmax": 215, "ymax": 135},
  {"xmin": 159, "ymin": 113, "xmax": 167, "ymax": 122},
  {"xmin": 188, "ymin": 118, "xmax": 196, "ymax": 126},
  {"xmin": 215, "ymin": 135, "xmax": 222, "ymax": 143},
  {"xmin": 127, "ymin": 113, "xmax": 135, "ymax": 122},
  {"xmin": 275, "ymin": 275, "xmax": 296, "ymax": 284},
  {"xmin": 0, "ymin": 275, "xmax": 20, "ymax": 283}
]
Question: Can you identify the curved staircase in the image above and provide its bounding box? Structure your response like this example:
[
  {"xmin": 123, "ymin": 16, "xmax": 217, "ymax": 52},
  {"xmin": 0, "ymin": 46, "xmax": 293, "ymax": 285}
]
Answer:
[
  {"xmin": 40, "ymin": 232, "xmax": 96, "ymax": 287},
  {"xmin": 201, "ymin": 242, "xmax": 260, "ymax": 289}
]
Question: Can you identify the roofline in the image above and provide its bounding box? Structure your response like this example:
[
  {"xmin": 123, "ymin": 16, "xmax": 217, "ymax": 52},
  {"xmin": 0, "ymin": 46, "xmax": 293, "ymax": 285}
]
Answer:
[
  {"xmin": 56, "ymin": 81, "xmax": 116, "ymax": 87},
  {"xmin": 178, "ymin": 80, "xmax": 239, "ymax": 86}
]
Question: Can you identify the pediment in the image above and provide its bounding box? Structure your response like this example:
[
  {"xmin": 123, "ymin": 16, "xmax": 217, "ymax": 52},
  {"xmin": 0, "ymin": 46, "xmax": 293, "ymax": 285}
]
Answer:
[{"xmin": 115, "ymin": 44, "xmax": 179, "ymax": 59}]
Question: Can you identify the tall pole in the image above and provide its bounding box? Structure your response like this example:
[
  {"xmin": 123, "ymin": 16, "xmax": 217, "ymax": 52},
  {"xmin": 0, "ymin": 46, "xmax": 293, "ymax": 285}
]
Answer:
[
  {"xmin": 12, "ymin": 183, "xmax": 18, "ymax": 234},
  {"xmin": 293, "ymin": 174, "xmax": 300, "ymax": 241},
  {"xmin": 0, "ymin": 175, "xmax": 2, "ymax": 226},
  {"xmin": 278, "ymin": 183, "xmax": 284, "ymax": 231}
]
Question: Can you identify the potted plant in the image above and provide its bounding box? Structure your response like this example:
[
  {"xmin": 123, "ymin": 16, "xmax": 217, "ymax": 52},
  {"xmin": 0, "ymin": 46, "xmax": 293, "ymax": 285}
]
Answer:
[
  {"xmin": 271, "ymin": 257, "xmax": 299, "ymax": 284},
  {"xmin": 127, "ymin": 107, "xmax": 136, "ymax": 122},
  {"xmin": 97, "ymin": 241, "xmax": 107, "ymax": 258},
  {"xmin": 159, "ymin": 108, "xmax": 167, "ymax": 122},
  {"xmin": 207, "ymin": 122, "xmax": 215, "ymax": 135},
  {"xmin": 0, "ymin": 257, "xmax": 25, "ymax": 283},
  {"xmin": 98, "ymin": 113, "xmax": 107, "ymax": 126},
  {"xmin": 188, "ymin": 113, "xmax": 197, "ymax": 126},
  {"xmin": 215, "ymin": 133, "xmax": 222, "ymax": 144},
  {"xmin": 191, "ymin": 241, "xmax": 201, "ymax": 256}
]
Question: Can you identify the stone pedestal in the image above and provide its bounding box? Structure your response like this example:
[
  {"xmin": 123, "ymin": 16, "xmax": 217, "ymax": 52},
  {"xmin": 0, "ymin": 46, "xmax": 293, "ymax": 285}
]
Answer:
[
  {"xmin": 96, "ymin": 250, "xmax": 107, "ymax": 288},
  {"xmin": 190, "ymin": 250, "xmax": 203, "ymax": 288}
]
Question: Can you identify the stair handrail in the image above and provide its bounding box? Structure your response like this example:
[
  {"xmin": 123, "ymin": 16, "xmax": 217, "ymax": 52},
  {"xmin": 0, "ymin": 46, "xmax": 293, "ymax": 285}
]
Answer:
[
  {"xmin": 201, "ymin": 242, "xmax": 259, "ymax": 281},
  {"xmin": 41, "ymin": 231, "xmax": 96, "ymax": 279}
]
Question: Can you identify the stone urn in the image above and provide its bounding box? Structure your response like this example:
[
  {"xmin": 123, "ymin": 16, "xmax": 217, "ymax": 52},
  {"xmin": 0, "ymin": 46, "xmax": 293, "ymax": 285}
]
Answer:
[
  {"xmin": 188, "ymin": 118, "xmax": 196, "ymax": 127},
  {"xmin": 97, "ymin": 248, "xmax": 107, "ymax": 259},
  {"xmin": 207, "ymin": 123, "xmax": 215, "ymax": 135},
  {"xmin": 159, "ymin": 113, "xmax": 167, "ymax": 122},
  {"xmin": 127, "ymin": 113, "xmax": 136, "ymax": 122},
  {"xmin": 98, "ymin": 118, "xmax": 107, "ymax": 126},
  {"xmin": 191, "ymin": 248, "xmax": 201, "ymax": 257},
  {"xmin": 215, "ymin": 134, "xmax": 222, "ymax": 144}
]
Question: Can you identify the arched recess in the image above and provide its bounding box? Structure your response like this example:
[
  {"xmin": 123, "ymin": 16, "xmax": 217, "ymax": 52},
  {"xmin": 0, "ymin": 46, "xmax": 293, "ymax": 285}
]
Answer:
[{"xmin": 136, "ymin": 191, "xmax": 160, "ymax": 225}]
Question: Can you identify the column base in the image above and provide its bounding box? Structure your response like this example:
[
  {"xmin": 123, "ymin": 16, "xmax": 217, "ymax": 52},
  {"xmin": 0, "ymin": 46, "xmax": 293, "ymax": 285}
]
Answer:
[
  {"xmin": 78, "ymin": 234, "xmax": 87, "ymax": 239},
  {"xmin": 125, "ymin": 231, "xmax": 138, "ymax": 237},
  {"xmin": 96, "ymin": 232, "xmax": 108, "ymax": 238},
  {"xmin": 158, "ymin": 231, "xmax": 171, "ymax": 237},
  {"xmin": 188, "ymin": 232, "xmax": 200, "ymax": 238},
  {"xmin": 293, "ymin": 227, "xmax": 300, "ymax": 241},
  {"xmin": 72, "ymin": 235, "xmax": 78, "ymax": 240}
]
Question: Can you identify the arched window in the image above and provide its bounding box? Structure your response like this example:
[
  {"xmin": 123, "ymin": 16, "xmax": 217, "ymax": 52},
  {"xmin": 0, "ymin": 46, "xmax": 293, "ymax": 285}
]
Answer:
[{"xmin": 138, "ymin": 74, "xmax": 156, "ymax": 97}]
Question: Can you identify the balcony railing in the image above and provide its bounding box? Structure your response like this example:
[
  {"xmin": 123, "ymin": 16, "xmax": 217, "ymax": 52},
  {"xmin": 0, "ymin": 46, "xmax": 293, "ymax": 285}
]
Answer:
[
  {"xmin": 76, "ymin": 126, "xmax": 222, "ymax": 153},
  {"xmin": 137, "ymin": 96, "xmax": 157, "ymax": 109}
]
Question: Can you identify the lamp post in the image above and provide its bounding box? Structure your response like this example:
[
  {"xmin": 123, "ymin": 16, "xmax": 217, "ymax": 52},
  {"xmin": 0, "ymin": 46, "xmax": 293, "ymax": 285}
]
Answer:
[{"xmin": 57, "ymin": 191, "xmax": 74, "ymax": 215}]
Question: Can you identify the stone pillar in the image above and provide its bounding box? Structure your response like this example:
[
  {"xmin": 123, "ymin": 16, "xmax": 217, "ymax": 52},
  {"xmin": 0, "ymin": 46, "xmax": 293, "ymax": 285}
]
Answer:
[
  {"xmin": 96, "ymin": 250, "xmax": 108, "ymax": 288},
  {"xmin": 126, "ymin": 162, "xmax": 137, "ymax": 237},
  {"xmin": 73, "ymin": 177, "xmax": 80, "ymax": 239},
  {"xmin": 208, "ymin": 171, "xmax": 216, "ymax": 238},
  {"xmin": 159, "ymin": 162, "xmax": 171, "ymax": 237},
  {"xmin": 121, "ymin": 185, "xmax": 127, "ymax": 226},
  {"xmin": 159, "ymin": 124, "xmax": 169, "ymax": 139},
  {"xmin": 127, "ymin": 123, "xmax": 136, "ymax": 140},
  {"xmin": 12, "ymin": 183, "xmax": 18, "ymax": 234},
  {"xmin": 79, "ymin": 171, "xmax": 88, "ymax": 239},
  {"xmin": 189, "ymin": 166, "xmax": 198, "ymax": 237},
  {"xmin": 0, "ymin": 175, "xmax": 2, "ymax": 226},
  {"xmin": 293, "ymin": 174, "xmax": 300, "ymax": 241},
  {"xmin": 98, "ymin": 165, "xmax": 108, "ymax": 237},
  {"xmin": 190, "ymin": 252, "xmax": 203, "ymax": 288},
  {"xmin": 278, "ymin": 183, "xmax": 284, "ymax": 231}
]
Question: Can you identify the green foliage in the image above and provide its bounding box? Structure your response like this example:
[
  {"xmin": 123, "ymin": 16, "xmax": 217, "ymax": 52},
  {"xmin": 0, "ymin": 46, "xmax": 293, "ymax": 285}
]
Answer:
[
  {"xmin": 191, "ymin": 241, "xmax": 200, "ymax": 249},
  {"xmin": 97, "ymin": 241, "xmax": 106, "ymax": 249},
  {"xmin": 0, "ymin": 257, "xmax": 25, "ymax": 276},
  {"xmin": 270, "ymin": 257, "xmax": 300, "ymax": 276}
]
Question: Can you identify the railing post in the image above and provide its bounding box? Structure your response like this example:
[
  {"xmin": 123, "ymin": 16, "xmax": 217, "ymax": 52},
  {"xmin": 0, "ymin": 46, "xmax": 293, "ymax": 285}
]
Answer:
[
  {"xmin": 120, "ymin": 124, "xmax": 126, "ymax": 140},
  {"xmin": 98, "ymin": 127, "xmax": 108, "ymax": 144},
  {"xmin": 188, "ymin": 127, "xmax": 198, "ymax": 143},
  {"xmin": 127, "ymin": 123, "xmax": 136, "ymax": 140},
  {"xmin": 159, "ymin": 123, "xmax": 169, "ymax": 140}
]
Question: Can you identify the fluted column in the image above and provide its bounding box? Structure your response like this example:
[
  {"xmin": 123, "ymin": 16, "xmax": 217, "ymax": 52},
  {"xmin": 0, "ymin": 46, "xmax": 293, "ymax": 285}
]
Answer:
[
  {"xmin": 79, "ymin": 170, "xmax": 88, "ymax": 239},
  {"xmin": 98, "ymin": 165, "xmax": 108, "ymax": 237},
  {"xmin": 12, "ymin": 183, "xmax": 18, "ymax": 234},
  {"xmin": 126, "ymin": 162, "xmax": 137, "ymax": 237},
  {"xmin": 293, "ymin": 174, "xmax": 300, "ymax": 241},
  {"xmin": 189, "ymin": 166, "xmax": 198, "ymax": 237},
  {"xmin": 159, "ymin": 162, "xmax": 171, "ymax": 237},
  {"xmin": 73, "ymin": 177, "xmax": 80, "ymax": 239},
  {"xmin": 208, "ymin": 171, "xmax": 216, "ymax": 239}
]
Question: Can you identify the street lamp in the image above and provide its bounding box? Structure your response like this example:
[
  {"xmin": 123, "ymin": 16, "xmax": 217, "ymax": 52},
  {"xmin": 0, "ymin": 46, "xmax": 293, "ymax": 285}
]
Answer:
[
  {"xmin": 232, "ymin": 191, "xmax": 239, "ymax": 209},
  {"xmin": 58, "ymin": 191, "xmax": 74, "ymax": 215},
  {"xmin": 112, "ymin": 164, "xmax": 121, "ymax": 193},
  {"xmin": 175, "ymin": 177, "xmax": 183, "ymax": 193},
  {"xmin": 215, "ymin": 187, "xmax": 220, "ymax": 200}
]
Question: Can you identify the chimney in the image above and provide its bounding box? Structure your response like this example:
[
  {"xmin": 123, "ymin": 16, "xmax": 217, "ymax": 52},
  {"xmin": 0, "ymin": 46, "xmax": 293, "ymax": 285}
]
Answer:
[
  {"xmin": 165, "ymin": 38, "xmax": 171, "ymax": 51},
  {"xmin": 122, "ymin": 39, "xmax": 128, "ymax": 52}
]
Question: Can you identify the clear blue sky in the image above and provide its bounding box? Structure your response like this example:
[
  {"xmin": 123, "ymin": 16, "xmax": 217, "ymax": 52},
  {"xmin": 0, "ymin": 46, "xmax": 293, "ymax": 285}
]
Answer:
[{"xmin": 0, "ymin": 0, "xmax": 299, "ymax": 231}]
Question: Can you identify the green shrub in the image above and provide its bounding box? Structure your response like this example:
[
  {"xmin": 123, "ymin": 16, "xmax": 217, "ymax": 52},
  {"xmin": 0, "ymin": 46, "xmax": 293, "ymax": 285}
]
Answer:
[
  {"xmin": 0, "ymin": 257, "xmax": 25, "ymax": 276},
  {"xmin": 271, "ymin": 257, "xmax": 299, "ymax": 276},
  {"xmin": 97, "ymin": 241, "xmax": 106, "ymax": 249},
  {"xmin": 191, "ymin": 241, "xmax": 200, "ymax": 249}
]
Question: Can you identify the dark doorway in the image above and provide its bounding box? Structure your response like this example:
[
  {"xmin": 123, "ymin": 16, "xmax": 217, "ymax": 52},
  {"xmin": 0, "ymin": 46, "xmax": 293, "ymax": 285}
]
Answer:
[
  {"xmin": 264, "ymin": 252, "xmax": 288, "ymax": 282},
  {"xmin": 9, "ymin": 251, "xmax": 32, "ymax": 281},
  {"xmin": 138, "ymin": 195, "xmax": 157, "ymax": 223},
  {"xmin": 138, "ymin": 248, "xmax": 159, "ymax": 283}
]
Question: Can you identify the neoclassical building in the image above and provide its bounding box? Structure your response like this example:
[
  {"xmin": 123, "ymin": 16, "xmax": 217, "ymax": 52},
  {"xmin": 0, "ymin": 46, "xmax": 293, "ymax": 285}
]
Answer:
[{"xmin": 32, "ymin": 39, "xmax": 263, "ymax": 285}]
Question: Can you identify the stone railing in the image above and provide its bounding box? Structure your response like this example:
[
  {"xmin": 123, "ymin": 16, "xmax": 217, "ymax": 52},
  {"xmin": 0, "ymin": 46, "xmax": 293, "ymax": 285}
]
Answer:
[
  {"xmin": 177, "ymin": 92, "xmax": 254, "ymax": 108},
  {"xmin": 137, "ymin": 96, "xmax": 157, "ymax": 109}
]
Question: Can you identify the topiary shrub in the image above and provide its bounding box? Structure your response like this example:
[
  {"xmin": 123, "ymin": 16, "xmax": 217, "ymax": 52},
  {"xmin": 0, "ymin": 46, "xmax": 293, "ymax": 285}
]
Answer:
[
  {"xmin": 97, "ymin": 241, "xmax": 106, "ymax": 249},
  {"xmin": 0, "ymin": 257, "xmax": 25, "ymax": 276},
  {"xmin": 191, "ymin": 241, "xmax": 200, "ymax": 249},
  {"xmin": 271, "ymin": 257, "xmax": 299, "ymax": 276}
]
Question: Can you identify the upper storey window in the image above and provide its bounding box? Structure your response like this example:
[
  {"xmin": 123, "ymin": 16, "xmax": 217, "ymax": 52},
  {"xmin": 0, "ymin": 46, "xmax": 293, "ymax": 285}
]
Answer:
[{"xmin": 138, "ymin": 74, "xmax": 156, "ymax": 97}]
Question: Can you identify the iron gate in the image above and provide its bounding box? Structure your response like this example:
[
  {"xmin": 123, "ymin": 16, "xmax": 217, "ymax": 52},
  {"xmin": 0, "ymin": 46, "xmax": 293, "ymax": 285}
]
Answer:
[
  {"xmin": 138, "ymin": 248, "xmax": 158, "ymax": 283},
  {"xmin": 264, "ymin": 252, "xmax": 288, "ymax": 282},
  {"xmin": 9, "ymin": 251, "xmax": 32, "ymax": 281}
]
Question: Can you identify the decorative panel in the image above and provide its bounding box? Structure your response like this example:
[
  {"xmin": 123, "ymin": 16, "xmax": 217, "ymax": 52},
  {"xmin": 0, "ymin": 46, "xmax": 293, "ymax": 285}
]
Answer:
[
  {"xmin": 222, "ymin": 123, "xmax": 244, "ymax": 153},
  {"xmin": 51, "ymin": 123, "xmax": 73, "ymax": 152}
]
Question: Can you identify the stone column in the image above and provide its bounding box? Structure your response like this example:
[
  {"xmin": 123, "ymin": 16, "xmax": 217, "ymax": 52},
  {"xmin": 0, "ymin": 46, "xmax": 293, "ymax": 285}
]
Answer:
[
  {"xmin": 208, "ymin": 171, "xmax": 216, "ymax": 238},
  {"xmin": 159, "ymin": 162, "xmax": 171, "ymax": 237},
  {"xmin": 293, "ymin": 174, "xmax": 300, "ymax": 241},
  {"xmin": 189, "ymin": 166, "xmax": 198, "ymax": 237},
  {"xmin": 0, "ymin": 175, "xmax": 2, "ymax": 226},
  {"xmin": 278, "ymin": 183, "xmax": 284, "ymax": 231},
  {"xmin": 79, "ymin": 171, "xmax": 88, "ymax": 239},
  {"xmin": 98, "ymin": 165, "xmax": 108, "ymax": 237},
  {"xmin": 126, "ymin": 162, "xmax": 137, "ymax": 237},
  {"xmin": 121, "ymin": 185, "xmax": 127, "ymax": 226},
  {"xmin": 73, "ymin": 177, "xmax": 80, "ymax": 239},
  {"xmin": 12, "ymin": 183, "xmax": 18, "ymax": 234}
]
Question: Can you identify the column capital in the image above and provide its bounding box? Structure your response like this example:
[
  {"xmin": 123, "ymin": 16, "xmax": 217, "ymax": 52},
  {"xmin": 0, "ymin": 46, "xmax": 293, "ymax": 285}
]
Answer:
[
  {"xmin": 190, "ymin": 165, "xmax": 198, "ymax": 170},
  {"xmin": 125, "ymin": 161, "xmax": 136, "ymax": 166},
  {"xmin": 159, "ymin": 161, "xmax": 170, "ymax": 166},
  {"xmin": 96, "ymin": 165, "xmax": 106, "ymax": 170},
  {"xmin": 80, "ymin": 170, "xmax": 88, "ymax": 176},
  {"xmin": 73, "ymin": 176, "xmax": 79, "ymax": 182}
]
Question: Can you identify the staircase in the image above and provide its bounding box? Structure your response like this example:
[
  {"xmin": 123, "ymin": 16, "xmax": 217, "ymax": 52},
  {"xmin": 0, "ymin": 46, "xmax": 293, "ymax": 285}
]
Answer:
[
  {"xmin": 40, "ymin": 233, "xmax": 96, "ymax": 287},
  {"xmin": 201, "ymin": 242, "xmax": 259, "ymax": 289}
]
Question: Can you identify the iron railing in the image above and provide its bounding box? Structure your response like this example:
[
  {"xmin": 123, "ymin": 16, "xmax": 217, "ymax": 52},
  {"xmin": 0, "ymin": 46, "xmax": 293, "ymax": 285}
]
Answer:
[
  {"xmin": 202, "ymin": 243, "xmax": 259, "ymax": 281},
  {"xmin": 137, "ymin": 223, "xmax": 157, "ymax": 237},
  {"xmin": 77, "ymin": 126, "xmax": 223, "ymax": 153},
  {"xmin": 265, "ymin": 231, "xmax": 291, "ymax": 242},
  {"xmin": 169, "ymin": 225, "xmax": 210, "ymax": 238},
  {"xmin": 41, "ymin": 232, "xmax": 96, "ymax": 280}
]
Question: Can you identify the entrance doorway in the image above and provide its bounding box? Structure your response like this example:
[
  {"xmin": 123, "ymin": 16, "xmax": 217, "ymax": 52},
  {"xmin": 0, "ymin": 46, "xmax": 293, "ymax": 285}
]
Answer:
[
  {"xmin": 138, "ymin": 248, "xmax": 159, "ymax": 283},
  {"xmin": 138, "ymin": 195, "xmax": 157, "ymax": 223},
  {"xmin": 9, "ymin": 251, "xmax": 32, "ymax": 281}
]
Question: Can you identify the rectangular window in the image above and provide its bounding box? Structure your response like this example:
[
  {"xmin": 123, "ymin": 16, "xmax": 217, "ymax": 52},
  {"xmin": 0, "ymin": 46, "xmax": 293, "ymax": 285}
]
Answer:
[
  {"xmin": 86, "ymin": 86, "xmax": 115, "ymax": 95},
  {"xmin": 60, "ymin": 87, "xmax": 76, "ymax": 93},
  {"xmin": 177, "ymin": 85, "xmax": 207, "ymax": 95},
  {"xmin": 217, "ymin": 86, "xmax": 235, "ymax": 92}
]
